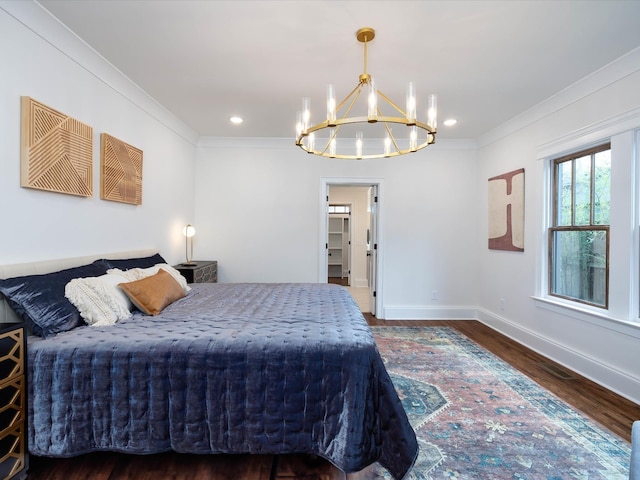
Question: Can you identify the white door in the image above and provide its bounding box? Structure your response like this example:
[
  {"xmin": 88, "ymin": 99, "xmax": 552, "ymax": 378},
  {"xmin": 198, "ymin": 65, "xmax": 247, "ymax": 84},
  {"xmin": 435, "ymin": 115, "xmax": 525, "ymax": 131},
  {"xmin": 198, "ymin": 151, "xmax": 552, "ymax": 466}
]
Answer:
[
  {"xmin": 325, "ymin": 185, "xmax": 331, "ymax": 280},
  {"xmin": 346, "ymin": 213, "xmax": 352, "ymax": 286},
  {"xmin": 368, "ymin": 186, "xmax": 378, "ymax": 316}
]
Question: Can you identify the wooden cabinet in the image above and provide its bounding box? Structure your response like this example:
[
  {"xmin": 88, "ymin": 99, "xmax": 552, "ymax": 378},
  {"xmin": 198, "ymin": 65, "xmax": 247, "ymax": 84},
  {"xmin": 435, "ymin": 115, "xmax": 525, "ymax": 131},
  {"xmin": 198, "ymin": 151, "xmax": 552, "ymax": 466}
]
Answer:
[
  {"xmin": 173, "ymin": 261, "xmax": 218, "ymax": 284},
  {"xmin": 0, "ymin": 324, "xmax": 27, "ymax": 480}
]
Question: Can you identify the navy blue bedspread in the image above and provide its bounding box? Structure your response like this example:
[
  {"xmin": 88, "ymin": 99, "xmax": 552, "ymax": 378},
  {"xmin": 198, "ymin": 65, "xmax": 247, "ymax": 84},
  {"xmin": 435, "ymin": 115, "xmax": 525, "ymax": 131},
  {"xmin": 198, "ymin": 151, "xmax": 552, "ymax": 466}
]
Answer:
[{"xmin": 28, "ymin": 283, "xmax": 417, "ymax": 479}]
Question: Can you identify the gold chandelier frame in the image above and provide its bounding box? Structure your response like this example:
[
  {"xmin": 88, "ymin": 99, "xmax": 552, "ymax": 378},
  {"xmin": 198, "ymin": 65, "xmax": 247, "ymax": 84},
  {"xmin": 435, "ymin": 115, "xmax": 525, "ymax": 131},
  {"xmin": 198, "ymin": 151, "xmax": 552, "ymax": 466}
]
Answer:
[{"xmin": 295, "ymin": 27, "xmax": 437, "ymax": 160}]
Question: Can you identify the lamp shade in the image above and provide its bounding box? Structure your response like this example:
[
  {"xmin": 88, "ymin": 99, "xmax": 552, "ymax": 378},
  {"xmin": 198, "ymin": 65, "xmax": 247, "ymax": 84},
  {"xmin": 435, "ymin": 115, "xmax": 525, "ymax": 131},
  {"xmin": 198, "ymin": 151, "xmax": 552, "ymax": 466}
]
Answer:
[{"xmin": 183, "ymin": 224, "xmax": 196, "ymax": 238}]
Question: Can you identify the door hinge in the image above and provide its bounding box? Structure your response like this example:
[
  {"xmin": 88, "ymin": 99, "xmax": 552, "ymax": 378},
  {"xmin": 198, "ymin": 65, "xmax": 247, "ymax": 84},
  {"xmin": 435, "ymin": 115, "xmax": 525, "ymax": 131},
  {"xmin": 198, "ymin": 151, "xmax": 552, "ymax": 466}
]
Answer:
[
  {"xmin": 374, "ymin": 243, "xmax": 378, "ymax": 250},
  {"xmin": 325, "ymin": 243, "xmax": 328, "ymax": 249},
  {"xmin": 374, "ymin": 196, "xmax": 378, "ymax": 202},
  {"xmin": 373, "ymin": 291, "xmax": 377, "ymax": 297},
  {"xmin": 326, "ymin": 195, "xmax": 329, "ymax": 201}
]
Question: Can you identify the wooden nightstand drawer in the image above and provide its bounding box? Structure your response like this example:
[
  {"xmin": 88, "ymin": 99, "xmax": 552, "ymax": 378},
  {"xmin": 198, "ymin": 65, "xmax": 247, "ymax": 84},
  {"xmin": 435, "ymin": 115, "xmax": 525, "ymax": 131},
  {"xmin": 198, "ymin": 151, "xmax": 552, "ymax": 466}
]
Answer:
[
  {"xmin": 0, "ymin": 377, "xmax": 24, "ymax": 438},
  {"xmin": 0, "ymin": 324, "xmax": 26, "ymax": 480},
  {"xmin": 0, "ymin": 424, "xmax": 26, "ymax": 480},
  {"xmin": 173, "ymin": 261, "xmax": 217, "ymax": 284},
  {"xmin": 0, "ymin": 330, "xmax": 23, "ymax": 382}
]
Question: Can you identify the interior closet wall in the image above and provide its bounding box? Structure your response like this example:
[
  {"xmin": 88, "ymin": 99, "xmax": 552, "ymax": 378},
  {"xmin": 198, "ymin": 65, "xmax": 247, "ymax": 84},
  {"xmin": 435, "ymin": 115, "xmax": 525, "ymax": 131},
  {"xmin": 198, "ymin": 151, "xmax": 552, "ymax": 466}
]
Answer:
[{"xmin": 328, "ymin": 186, "xmax": 370, "ymax": 288}]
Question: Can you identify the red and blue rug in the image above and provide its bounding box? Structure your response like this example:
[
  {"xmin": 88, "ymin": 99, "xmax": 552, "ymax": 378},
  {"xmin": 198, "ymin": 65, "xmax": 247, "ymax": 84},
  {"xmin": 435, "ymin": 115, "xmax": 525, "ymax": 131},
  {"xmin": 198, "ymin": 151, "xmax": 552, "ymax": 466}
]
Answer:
[{"xmin": 371, "ymin": 327, "xmax": 631, "ymax": 479}]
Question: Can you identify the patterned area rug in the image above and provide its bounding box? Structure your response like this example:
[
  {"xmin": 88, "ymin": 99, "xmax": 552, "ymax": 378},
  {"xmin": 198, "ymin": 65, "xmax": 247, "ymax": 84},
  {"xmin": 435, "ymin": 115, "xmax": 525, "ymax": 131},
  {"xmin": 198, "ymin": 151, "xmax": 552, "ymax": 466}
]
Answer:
[{"xmin": 371, "ymin": 327, "xmax": 631, "ymax": 480}]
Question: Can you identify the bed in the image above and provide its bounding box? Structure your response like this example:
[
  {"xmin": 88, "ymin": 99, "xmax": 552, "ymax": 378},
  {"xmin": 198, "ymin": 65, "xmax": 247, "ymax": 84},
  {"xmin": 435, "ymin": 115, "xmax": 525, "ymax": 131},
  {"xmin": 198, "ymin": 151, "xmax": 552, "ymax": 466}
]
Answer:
[{"xmin": 0, "ymin": 250, "xmax": 418, "ymax": 479}]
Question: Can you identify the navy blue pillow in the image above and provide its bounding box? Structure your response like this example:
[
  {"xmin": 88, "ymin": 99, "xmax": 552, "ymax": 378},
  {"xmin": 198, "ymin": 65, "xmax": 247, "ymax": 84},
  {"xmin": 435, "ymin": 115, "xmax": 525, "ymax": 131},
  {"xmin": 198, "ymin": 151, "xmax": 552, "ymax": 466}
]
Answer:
[
  {"xmin": 102, "ymin": 253, "xmax": 166, "ymax": 270},
  {"xmin": 0, "ymin": 260, "xmax": 110, "ymax": 338}
]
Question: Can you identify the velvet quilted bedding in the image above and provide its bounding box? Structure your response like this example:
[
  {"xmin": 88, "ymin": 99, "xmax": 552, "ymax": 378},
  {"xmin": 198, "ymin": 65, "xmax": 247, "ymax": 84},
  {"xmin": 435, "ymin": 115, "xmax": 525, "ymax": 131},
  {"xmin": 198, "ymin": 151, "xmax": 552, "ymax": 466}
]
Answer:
[{"xmin": 28, "ymin": 283, "xmax": 417, "ymax": 479}]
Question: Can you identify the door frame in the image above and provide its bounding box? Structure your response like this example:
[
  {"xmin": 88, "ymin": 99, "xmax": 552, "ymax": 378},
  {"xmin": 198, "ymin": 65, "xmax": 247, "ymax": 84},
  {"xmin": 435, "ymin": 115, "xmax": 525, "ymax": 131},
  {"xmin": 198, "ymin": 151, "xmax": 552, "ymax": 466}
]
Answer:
[{"xmin": 319, "ymin": 177, "xmax": 384, "ymax": 318}]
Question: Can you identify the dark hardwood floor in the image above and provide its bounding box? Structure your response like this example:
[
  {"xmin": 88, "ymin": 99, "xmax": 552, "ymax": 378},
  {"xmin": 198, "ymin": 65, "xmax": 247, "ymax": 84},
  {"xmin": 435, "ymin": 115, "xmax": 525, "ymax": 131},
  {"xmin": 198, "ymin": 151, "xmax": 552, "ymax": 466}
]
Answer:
[{"xmin": 27, "ymin": 317, "xmax": 640, "ymax": 480}]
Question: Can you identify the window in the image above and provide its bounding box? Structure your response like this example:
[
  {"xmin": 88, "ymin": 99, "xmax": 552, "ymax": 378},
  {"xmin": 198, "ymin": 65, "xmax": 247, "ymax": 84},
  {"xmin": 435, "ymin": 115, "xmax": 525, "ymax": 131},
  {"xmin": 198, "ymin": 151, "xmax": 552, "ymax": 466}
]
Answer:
[
  {"xmin": 328, "ymin": 204, "xmax": 350, "ymax": 214},
  {"xmin": 549, "ymin": 144, "xmax": 611, "ymax": 308}
]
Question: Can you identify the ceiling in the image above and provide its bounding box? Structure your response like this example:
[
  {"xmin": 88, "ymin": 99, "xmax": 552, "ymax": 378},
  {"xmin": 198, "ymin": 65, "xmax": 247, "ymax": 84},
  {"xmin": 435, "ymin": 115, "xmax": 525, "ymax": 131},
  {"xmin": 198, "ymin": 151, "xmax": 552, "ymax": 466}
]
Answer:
[{"xmin": 37, "ymin": 0, "xmax": 640, "ymax": 141}]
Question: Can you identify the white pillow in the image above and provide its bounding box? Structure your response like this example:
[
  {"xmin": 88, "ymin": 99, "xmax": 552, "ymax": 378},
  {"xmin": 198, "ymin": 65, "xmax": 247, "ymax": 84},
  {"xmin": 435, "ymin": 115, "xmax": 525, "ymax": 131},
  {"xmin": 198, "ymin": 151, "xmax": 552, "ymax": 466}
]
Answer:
[
  {"xmin": 65, "ymin": 272, "xmax": 133, "ymax": 327},
  {"xmin": 108, "ymin": 263, "xmax": 191, "ymax": 293}
]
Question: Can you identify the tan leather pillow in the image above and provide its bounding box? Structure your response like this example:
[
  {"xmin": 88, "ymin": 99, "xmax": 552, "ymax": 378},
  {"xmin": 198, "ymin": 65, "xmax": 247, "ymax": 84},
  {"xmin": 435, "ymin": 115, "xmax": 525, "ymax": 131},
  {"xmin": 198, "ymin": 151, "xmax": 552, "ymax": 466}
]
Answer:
[{"xmin": 119, "ymin": 269, "xmax": 186, "ymax": 315}]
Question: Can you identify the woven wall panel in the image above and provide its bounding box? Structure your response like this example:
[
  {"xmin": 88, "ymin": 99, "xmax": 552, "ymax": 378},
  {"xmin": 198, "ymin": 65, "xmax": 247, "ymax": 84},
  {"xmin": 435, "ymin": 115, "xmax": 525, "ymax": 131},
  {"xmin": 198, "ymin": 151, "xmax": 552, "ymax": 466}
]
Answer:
[
  {"xmin": 20, "ymin": 97, "xmax": 93, "ymax": 197},
  {"xmin": 100, "ymin": 133, "xmax": 143, "ymax": 205}
]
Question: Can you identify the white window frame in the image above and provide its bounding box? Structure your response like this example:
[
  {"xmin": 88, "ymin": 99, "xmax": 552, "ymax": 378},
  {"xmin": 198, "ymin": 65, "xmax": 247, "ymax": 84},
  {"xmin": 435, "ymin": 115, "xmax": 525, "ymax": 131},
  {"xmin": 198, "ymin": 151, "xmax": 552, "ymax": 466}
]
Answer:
[
  {"xmin": 534, "ymin": 111, "xmax": 640, "ymax": 329},
  {"xmin": 548, "ymin": 144, "xmax": 611, "ymax": 309},
  {"xmin": 328, "ymin": 204, "xmax": 351, "ymax": 214}
]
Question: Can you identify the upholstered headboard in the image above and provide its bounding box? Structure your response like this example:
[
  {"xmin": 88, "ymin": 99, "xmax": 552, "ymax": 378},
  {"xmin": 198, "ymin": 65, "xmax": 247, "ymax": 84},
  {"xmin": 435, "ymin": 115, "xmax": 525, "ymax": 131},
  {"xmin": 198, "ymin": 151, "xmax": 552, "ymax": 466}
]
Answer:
[{"xmin": 0, "ymin": 249, "xmax": 158, "ymax": 324}]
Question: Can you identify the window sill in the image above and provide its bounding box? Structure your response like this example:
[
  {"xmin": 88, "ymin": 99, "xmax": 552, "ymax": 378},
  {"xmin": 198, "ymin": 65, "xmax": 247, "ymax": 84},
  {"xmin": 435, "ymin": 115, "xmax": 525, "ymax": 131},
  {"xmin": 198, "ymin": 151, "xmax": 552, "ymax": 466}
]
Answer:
[{"xmin": 531, "ymin": 295, "xmax": 640, "ymax": 338}]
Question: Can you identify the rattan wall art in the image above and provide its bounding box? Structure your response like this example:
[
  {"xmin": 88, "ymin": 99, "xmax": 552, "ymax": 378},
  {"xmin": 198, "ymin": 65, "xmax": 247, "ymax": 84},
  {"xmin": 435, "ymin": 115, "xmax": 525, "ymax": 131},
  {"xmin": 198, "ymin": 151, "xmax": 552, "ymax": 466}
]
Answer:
[
  {"xmin": 20, "ymin": 96, "xmax": 93, "ymax": 197},
  {"xmin": 100, "ymin": 133, "xmax": 143, "ymax": 205}
]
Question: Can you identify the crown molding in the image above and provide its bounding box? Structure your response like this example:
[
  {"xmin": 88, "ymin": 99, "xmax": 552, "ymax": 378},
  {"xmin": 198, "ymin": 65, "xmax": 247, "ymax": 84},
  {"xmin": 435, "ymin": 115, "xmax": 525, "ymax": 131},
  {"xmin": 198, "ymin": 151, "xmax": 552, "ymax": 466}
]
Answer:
[
  {"xmin": 536, "ymin": 105, "xmax": 640, "ymax": 159},
  {"xmin": 2, "ymin": 1, "xmax": 199, "ymax": 145},
  {"xmin": 478, "ymin": 46, "xmax": 640, "ymax": 148}
]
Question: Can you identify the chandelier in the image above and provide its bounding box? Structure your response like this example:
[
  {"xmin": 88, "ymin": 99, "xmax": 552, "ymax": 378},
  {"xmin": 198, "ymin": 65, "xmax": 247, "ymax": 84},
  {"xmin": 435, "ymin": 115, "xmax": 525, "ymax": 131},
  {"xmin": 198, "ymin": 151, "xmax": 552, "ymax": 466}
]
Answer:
[{"xmin": 295, "ymin": 27, "xmax": 437, "ymax": 160}]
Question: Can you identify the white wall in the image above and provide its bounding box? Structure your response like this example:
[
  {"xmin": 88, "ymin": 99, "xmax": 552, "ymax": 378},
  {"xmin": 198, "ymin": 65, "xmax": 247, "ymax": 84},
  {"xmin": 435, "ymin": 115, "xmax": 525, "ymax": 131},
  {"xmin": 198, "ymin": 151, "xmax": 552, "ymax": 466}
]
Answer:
[
  {"xmin": 0, "ymin": 2, "xmax": 197, "ymax": 265},
  {"xmin": 475, "ymin": 48, "xmax": 640, "ymax": 403},
  {"xmin": 194, "ymin": 138, "xmax": 479, "ymax": 319}
]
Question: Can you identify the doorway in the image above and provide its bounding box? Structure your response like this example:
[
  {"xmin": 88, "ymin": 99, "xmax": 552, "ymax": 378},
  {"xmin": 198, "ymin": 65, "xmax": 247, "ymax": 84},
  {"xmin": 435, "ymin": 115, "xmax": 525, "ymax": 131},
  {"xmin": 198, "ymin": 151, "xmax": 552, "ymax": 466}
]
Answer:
[{"xmin": 319, "ymin": 178, "xmax": 383, "ymax": 317}]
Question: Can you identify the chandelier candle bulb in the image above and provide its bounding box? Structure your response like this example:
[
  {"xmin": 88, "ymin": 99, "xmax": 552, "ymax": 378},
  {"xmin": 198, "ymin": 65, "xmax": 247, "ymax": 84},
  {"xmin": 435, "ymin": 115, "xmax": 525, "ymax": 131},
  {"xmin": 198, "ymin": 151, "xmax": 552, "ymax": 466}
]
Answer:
[
  {"xmin": 302, "ymin": 97, "xmax": 311, "ymax": 131},
  {"xmin": 327, "ymin": 84, "xmax": 336, "ymax": 126},
  {"xmin": 307, "ymin": 132, "xmax": 315, "ymax": 153},
  {"xmin": 295, "ymin": 111, "xmax": 303, "ymax": 139},
  {"xmin": 384, "ymin": 132, "xmax": 392, "ymax": 157},
  {"xmin": 406, "ymin": 82, "xmax": 416, "ymax": 124},
  {"xmin": 356, "ymin": 131, "xmax": 363, "ymax": 159},
  {"xmin": 410, "ymin": 126, "xmax": 418, "ymax": 152},
  {"xmin": 428, "ymin": 94, "xmax": 438, "ymax": 131},
  {"xmin": 329, "ymin": 129, "xmax": 337, "ymax": 157},
  {"xmin": 368, "ymin": 78, "xmax": 378, "ymax": 122}
]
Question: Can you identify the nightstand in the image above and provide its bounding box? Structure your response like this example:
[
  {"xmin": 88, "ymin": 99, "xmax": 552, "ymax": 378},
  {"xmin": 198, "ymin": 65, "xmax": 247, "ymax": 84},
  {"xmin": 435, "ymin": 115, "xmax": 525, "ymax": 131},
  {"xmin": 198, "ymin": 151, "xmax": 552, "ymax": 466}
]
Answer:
[
  {"xmin": 173, "ymin": 261, "xmax": 217, "ymax": 284},
  {"xmin": 0, "ymin": 323, "xmax": 27, "ymax": 480}
]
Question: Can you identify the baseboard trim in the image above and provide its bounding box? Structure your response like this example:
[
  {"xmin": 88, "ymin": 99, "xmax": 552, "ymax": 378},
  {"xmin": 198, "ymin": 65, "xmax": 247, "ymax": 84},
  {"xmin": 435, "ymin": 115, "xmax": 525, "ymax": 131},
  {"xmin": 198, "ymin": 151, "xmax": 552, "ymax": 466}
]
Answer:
[
  {"xmin": 476, "ymin": 308, "xmax": 640, "ymax": 405},
  {"xmin": 382, "ymin": 306, "xmax": 477, "ymax": 320}
]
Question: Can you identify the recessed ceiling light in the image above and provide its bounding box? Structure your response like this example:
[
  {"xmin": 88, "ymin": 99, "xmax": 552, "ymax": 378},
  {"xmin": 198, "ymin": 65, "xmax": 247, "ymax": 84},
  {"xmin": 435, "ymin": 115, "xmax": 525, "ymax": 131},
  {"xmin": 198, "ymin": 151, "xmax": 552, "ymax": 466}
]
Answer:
[
  {"xmin": 229, "ymin": 116, "xmax": 243, "ymax": 125},
  {"xmin": 443, "ymin": 118, "xmax": 457, "ymax": 126}
]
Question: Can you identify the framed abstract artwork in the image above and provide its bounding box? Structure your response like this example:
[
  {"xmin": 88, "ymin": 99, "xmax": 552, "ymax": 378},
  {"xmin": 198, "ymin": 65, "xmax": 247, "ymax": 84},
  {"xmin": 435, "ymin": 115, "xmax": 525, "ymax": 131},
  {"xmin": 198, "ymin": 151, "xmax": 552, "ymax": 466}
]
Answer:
[
  {"xmin": 488, "ymin": 168, "xmax": 524, "ymax": 251},
  {"xmin": 20, "ymin": 96, "xmax": 93, "ymax": 197},
  {"xmin": 100, "ymin": 133, "xmax": 143, "ymax": 205}
]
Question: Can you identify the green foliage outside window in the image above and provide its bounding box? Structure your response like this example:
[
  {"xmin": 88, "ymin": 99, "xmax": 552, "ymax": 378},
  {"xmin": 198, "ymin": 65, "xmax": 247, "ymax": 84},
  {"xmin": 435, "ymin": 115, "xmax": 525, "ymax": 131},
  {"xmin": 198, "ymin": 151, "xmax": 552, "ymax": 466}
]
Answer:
[{"xmin": 550, "ymin": 146, "xmax": 610, "ymax": 307}]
